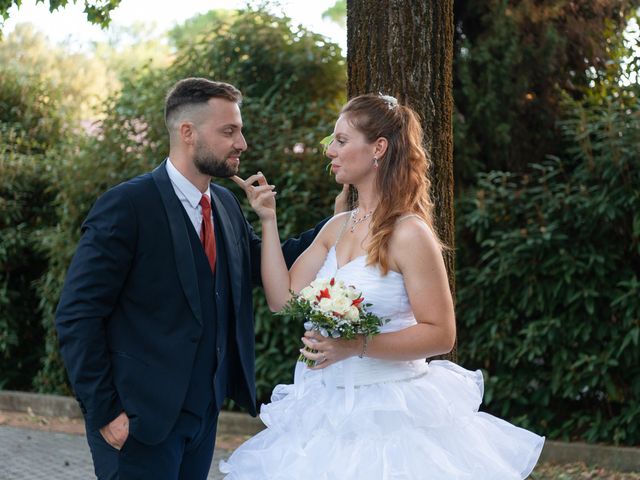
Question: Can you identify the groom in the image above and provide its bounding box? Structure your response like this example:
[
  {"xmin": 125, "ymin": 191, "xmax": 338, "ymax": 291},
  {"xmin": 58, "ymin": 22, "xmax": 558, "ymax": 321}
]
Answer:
[{"xmin": 55, "ymin": 78, "xmax": 340, "ymax": 479}]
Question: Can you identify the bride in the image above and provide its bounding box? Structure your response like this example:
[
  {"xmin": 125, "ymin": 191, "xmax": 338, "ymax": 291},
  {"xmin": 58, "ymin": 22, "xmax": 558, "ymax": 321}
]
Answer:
[{"xmin": 222, "ymin": 93, "xmax": 544, "ymax": 479}]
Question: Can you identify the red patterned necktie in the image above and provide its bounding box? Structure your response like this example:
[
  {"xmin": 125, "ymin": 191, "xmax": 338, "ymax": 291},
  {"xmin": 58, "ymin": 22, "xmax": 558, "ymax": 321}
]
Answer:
[{"xmin": 199, "ymin": 194, "xmax": 216, "ymax": 273}]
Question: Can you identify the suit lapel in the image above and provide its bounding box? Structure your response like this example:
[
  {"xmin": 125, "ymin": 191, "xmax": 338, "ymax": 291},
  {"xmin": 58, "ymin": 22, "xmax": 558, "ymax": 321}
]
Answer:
[
  {"xmin": 210, "ymin": 187, "xmax": 243, "ymax": 315},
  {"xmin": 152, "ymin": 161, "xmax": 202, "ymax": 325}
]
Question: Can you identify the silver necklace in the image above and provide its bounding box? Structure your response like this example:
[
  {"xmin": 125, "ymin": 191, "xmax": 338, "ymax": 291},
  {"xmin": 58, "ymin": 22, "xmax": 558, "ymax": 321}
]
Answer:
[{"xmin": 350, "ymin": 208, "xmax": 373, "ymax": 233}]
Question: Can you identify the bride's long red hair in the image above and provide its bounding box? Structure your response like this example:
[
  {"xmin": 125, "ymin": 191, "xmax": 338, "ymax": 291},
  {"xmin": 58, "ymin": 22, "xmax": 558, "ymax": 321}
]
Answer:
[{"xmin": 341, "ymin": 94, "xmax": 440, "ymax": 274}]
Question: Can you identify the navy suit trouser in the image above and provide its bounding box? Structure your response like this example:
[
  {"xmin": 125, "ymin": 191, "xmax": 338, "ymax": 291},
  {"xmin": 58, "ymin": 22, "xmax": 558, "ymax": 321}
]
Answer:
[{"xmin": 86, "ymin": 402, "xmax": 219, "ymax": 480}]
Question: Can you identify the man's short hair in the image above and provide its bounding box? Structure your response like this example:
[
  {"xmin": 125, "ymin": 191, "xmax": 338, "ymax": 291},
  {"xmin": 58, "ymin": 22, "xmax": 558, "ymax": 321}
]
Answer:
[{"xmin": 164, "ymin": 78, "xmax": 242, "ymax": 130}]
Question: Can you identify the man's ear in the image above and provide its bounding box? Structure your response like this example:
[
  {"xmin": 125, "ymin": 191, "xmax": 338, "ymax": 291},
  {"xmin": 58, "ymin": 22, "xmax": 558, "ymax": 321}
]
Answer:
[
  {"xmin": 179, "ymin": 121, "xmax": 196, "ymax": 145},
  {"xmin": 374, "ymin": 137, "xmax": 388, "ymax": 158}
]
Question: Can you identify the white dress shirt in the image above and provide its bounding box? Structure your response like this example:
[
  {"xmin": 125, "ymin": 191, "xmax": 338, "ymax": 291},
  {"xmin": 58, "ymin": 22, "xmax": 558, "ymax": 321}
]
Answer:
[{"xmin": 165, "ymin": 158, "xmax": 211, "ymax": 236}]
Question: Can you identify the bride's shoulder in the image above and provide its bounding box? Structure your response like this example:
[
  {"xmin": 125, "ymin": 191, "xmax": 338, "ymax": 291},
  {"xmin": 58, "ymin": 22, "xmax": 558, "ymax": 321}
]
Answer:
[
  {"xmin": 332, "ymin": 210, "xmax": 353, "ymax": 223},
  {"xmin": 390, "ymin": 214, "xmax": 440, "ymax": 253},
  {"xmin": 327, "ymin": 210, "xmax": 354, "ymax": 231},
  {"xmin": 314, "ymin": 210, "xmax": 353, "ymax": 247}
]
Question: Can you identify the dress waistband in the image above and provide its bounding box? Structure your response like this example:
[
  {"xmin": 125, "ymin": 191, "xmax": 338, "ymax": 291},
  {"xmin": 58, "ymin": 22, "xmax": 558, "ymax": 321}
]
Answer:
[
  {"xmin": 293, "ymin": 357, "xmax": 430, "ymax": 413},
  {"xmin": 324, "ymin": 357, "xmax": 429, "ymax": 388}
]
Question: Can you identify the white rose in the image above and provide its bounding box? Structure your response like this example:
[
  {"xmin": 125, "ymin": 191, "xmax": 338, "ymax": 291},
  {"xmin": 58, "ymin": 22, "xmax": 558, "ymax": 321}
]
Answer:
[
  {"xmin": 318, "ymin": 297, "xmax": 335, "ymax": 313},
  {"xmin": 345, "ymin": 286, "xmax": 361, "ymax": 300},
  {"xmin": 345, "ymin": 306, "xmax": 360, "ymax": 321},
  {"xmin": 332, "ymin": 297, "xmax": 353, "ymax": 316}
]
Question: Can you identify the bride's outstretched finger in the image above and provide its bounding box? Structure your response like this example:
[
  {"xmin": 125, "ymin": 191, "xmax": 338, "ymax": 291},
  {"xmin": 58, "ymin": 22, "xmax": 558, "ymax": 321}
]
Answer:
[
  {"xmin": 231, "ymin": 172, "xmax": 268, "ymax": 192},
  {"xmin": 230, "ymin": 175, "xmax": 247, "ymax": 190}
]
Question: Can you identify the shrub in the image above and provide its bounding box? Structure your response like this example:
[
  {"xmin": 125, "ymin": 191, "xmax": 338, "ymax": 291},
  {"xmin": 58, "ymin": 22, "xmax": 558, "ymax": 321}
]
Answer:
[
  {"xmin": 456, "ymin": 89, "xmax": 640, "ymax": 444},
  {"xmin": 0, "ymin": 149, "xmax": 57, "ymax": 389}
]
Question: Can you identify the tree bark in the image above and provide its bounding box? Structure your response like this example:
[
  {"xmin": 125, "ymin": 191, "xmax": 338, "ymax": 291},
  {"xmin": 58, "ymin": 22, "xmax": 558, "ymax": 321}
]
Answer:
[{"xmin": 347, "ymin": 0, "xmax": 456, "ymax": 359}]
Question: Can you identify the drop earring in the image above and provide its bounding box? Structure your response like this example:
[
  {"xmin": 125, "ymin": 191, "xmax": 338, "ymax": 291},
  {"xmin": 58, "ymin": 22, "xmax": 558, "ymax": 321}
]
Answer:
[{"xmin": 373, "ymin": 157, "xmax": 379, "ymax": 168}]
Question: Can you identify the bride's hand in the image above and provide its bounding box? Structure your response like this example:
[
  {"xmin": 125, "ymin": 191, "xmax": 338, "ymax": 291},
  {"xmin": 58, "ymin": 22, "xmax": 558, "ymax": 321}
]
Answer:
[
  {"xmin": 334, "ymin": 183, "xmax": 350, "ymax": 215},
  {"xmin": 300, "ymin": 330, "xmax": 363, "ymax": 370},
  {"xmin": 231, "ymin": 172, "xmax": 277, "ymax": 222}
]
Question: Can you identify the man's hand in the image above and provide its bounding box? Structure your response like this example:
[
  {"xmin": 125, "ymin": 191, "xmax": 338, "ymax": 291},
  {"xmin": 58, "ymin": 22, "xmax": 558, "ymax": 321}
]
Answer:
[
  {"xmin": 334, "ymin": 183, "xmax": 350, "ymax": 215},
  {"xmin": 100, "ymin": 411, "xmax": 129, "ymax": 450}
]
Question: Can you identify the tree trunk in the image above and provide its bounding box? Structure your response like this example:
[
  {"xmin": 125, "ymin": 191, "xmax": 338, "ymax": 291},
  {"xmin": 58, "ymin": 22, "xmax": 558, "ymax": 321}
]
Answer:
[{"xmin": 347, "ymin": 0, "xmax": 456, "ymax": 359}]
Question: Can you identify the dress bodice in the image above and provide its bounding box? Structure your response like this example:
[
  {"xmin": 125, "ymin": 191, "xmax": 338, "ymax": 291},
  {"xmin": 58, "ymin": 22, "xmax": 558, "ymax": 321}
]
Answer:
[
  {"xmin": 314, "ymin": 246, "xmax": 417, "ymax": 333},
  {"xmin": 311, "ymin": 246, "xmax": 427, "ymax": 387}
]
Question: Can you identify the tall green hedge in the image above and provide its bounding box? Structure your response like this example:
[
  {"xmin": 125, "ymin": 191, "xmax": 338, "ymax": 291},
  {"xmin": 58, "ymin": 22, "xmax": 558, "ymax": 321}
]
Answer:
[
  {"xmin": 1, "ymin": 33, "xmax": 85, "ymax": 390},
  {"xmin": 0, "ymin": 150, "xmax": 57, "ymax": 390},
  {"xmin": 456, "ymin": 89, "xmax": 640, "ymax": 444}
]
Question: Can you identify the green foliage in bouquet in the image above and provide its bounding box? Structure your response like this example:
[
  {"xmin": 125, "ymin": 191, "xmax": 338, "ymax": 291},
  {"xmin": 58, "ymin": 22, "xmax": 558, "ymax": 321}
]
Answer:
[
  {"xmin": 277, "ymin": 293, "xmax": 384, "ymax": 341},
  {"xmin": 276, "ymin": 278, "xmax": 386, "ymax": 367}
]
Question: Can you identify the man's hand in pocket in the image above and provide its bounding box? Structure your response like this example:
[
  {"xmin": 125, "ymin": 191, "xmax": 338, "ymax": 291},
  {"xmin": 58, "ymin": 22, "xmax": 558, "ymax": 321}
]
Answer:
[{"xmin": 100, "ymin": 411, "xmax": 129, "ymax": 450}]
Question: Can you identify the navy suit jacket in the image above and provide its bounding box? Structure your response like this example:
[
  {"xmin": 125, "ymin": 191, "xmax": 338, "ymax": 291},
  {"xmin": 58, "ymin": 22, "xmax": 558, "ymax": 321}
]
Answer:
[{"xmin": 55, "ymin": 160, "xmax": 324, "ymax": 444}]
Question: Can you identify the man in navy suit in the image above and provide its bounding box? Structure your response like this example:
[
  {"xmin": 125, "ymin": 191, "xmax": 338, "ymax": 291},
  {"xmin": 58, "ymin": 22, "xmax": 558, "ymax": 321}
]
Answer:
[{"xmin": 55, "ymin": 78, "xmax": 338, "ymax": 479}]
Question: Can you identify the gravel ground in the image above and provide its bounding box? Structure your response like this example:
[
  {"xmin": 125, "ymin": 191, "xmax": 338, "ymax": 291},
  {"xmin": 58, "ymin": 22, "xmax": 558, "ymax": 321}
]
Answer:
[{"xmin": 2, "ymin": 410, "xmax": 638, "ymax": 479}]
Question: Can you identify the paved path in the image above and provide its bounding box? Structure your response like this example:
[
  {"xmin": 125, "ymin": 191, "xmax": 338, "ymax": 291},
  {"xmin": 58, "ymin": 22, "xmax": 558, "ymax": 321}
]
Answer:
[{"xmin": 0, "ymin": 425, "xmax": 231, "ymax": 479}]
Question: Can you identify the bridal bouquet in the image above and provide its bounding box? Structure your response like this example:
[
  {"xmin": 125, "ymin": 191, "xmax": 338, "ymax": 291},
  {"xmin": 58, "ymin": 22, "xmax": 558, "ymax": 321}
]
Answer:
[{"xmin": 277, "ymin": 277, "xmax": 386, "ymax": 366}]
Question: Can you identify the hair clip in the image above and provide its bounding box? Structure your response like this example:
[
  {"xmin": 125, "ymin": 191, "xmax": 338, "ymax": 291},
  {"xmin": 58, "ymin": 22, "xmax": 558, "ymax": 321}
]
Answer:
[{"xmin": 378, "ymin": 93, "xmax": 398, "ymax": 109}]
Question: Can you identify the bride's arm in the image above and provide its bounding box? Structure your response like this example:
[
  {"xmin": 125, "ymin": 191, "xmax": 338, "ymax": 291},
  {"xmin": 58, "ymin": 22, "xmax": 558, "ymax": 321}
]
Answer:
[
  {"xmin": 302, "ymin": 217, "xmax": 456, "ymax": 367},
  {"xmin": 368, "ymin": 219, "xmax": 456, "ymax": 359},
  {"xmin": 232, "ymin": 173, "xmax": 335, "ymax": 312}
]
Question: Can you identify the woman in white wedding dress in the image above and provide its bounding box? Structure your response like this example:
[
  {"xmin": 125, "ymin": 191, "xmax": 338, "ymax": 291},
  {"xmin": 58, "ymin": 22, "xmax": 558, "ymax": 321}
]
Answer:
[{"xmin": 223, "ymin": 93, "xmax": 544, "ymax": 479}]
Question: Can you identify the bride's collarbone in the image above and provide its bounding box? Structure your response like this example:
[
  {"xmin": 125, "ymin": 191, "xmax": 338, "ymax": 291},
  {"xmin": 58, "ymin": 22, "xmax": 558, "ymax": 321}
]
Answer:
[
  {"xmin": 334, "ymin": 236, "xmax": 404, "ymax": 274},
  {"xmin": 334, "ymin": 233, "xmax": 368, "ymax": 266}
]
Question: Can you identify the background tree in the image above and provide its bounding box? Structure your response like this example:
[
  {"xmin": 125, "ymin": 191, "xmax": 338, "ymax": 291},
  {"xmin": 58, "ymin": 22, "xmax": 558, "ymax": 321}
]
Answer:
[
  {"xmin": 322, "ymin": 0, "xmax": 345, "ymax": 29},
  {"xmin": 313, "ymin": 0, "xmax": 640, "ymax": 186},
  {"xmin": 0, "ymin": 24, "xmax": 114, "ymax": 146},
  {"xmin": 453, "ymin": 0, "xmax": 640, "ymax": 184},
  {"xmin": 92, "ymin": 22, "xmax": 172, "ymax": 78},
  {"xmin": 31, "ymin": 8, "xmax": 347, "ymax": 398},
  {"xmin": 0, "ymin": 0, "xmax": 120, "ymax": 28},
  {"xmin": 455, "ymin": 85, "xmax": 640, "ymax": 445},
  {"xmin": 167, "ymin": 9, "xmax": 237, "ymax": 51},
  {"xmin": 0, "ymin": 24, "xmax": 111, "ymax": 390},
  {"xmin": 454, "ymin": 3, "xmax": 640, "ymax": 445},
  {"xmin": 346, "ymin": 0, "xmax": 456, "ymax": 356}
]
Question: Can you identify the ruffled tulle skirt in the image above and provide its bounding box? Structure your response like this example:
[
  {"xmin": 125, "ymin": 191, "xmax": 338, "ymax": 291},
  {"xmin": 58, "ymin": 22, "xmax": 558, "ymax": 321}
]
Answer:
[{"xmin": 220, "ymin": 360, "xmax": 544, "ymax": 479}]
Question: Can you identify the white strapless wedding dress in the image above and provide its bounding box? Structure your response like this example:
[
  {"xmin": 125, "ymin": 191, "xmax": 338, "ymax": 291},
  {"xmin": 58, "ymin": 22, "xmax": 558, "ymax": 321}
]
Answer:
[{"xmin": 220, "ymin": 246, "xmax": 544, "ymax": 479}]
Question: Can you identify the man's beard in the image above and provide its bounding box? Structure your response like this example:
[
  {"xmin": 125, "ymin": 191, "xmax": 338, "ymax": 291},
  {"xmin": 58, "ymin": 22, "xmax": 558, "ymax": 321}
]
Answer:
[{"xmin": 193, "ymin": 143, "xmax": 239, "ymax": 178}]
